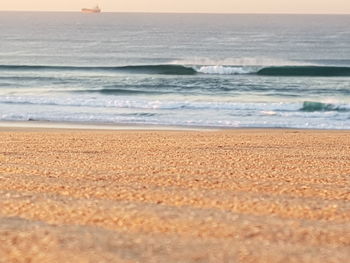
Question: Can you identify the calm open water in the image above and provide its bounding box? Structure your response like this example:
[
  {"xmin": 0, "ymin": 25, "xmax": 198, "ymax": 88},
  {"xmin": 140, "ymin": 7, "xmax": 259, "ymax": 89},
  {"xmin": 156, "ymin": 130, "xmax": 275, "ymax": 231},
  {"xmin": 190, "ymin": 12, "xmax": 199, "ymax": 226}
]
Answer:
[{"xmin": 0, "ymin": 12, "xmax": 350, "ymax": 128}]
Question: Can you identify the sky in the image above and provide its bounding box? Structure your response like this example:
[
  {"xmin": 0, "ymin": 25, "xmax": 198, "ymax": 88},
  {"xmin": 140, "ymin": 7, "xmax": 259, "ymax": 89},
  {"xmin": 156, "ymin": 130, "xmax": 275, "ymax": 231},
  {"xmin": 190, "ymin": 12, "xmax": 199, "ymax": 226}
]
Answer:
[{"xmin": 1, "ymin": 0, "xmax": 350, "ymax": 14}]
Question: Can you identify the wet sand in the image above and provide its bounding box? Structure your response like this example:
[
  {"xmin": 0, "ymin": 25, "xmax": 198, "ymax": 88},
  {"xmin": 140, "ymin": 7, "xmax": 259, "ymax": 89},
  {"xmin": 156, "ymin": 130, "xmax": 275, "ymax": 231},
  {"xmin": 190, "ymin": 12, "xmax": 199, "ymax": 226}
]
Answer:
[{"xmin": 0, "ymin": 128, "xmax": 349, "ymax": 262}]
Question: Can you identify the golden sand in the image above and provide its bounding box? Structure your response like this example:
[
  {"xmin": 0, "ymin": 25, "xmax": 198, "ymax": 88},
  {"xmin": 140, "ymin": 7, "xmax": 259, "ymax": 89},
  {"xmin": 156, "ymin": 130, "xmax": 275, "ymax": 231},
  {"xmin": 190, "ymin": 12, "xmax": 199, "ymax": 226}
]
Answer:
[{"xmin": 0, "ymin": 128, "xmax": 349, "ymax": 262}]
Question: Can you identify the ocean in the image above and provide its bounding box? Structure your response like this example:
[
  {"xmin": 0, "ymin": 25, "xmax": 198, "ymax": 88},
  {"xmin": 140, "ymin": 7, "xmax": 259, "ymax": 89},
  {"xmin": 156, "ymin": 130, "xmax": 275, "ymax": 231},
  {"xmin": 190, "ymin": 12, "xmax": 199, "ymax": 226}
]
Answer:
[{"xmin": 0, "ymin": 12, "xmax": 349, "ymax": 129}]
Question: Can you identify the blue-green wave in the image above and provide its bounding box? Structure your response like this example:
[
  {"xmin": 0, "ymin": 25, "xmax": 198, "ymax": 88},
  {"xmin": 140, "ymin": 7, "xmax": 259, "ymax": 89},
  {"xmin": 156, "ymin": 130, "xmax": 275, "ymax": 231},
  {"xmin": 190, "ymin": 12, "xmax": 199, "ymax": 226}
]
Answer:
[
  {"xmin": 300, "ymin": 101, "xmax": 350, "ymax": 112},
  {"xmin": 1, "ymin": 64, "xmax": 350, "ymax": 77},
  {"xmin": 0, "ymin": 64, "xmax": 197, "ymax": 75},
  {"xmin": 257, "ymin": 66, "xmax": 350, "ymax": 76}
]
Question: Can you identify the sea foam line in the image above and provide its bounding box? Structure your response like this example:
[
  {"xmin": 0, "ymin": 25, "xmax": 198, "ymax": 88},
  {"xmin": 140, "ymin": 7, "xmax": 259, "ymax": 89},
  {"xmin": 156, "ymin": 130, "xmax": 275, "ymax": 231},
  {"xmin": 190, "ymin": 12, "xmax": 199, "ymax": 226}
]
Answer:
[{"xmin": 1, "ymin": 95, "xmax": 349, "ymax": 112}]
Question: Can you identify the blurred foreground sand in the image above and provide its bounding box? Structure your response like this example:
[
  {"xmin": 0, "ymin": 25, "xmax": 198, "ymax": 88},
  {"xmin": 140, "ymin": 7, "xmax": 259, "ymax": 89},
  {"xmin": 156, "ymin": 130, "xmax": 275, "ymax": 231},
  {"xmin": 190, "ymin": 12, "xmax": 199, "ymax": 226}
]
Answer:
[{"xmin": 0, "ymin": 128, "xmax": 349, "ymax": 262}]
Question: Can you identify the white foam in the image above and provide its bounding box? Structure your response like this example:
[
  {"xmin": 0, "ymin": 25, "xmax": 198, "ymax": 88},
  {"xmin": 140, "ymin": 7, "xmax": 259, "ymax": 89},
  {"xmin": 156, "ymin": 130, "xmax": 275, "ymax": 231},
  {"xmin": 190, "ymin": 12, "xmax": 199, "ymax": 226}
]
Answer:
[
  {"xmin": 196, "ymin": 65, "xmax": 255, "ymax": 75},
  {"xmin": 172, "ymin": 57, "xmax": 312, "ymax": 67},
  {"xmin": 1, "ymin": 101, "xmax": 350, "ymax": 129},
  {"xmin": 0, "ymin": 95, "xmax": 301, "ymax": 111}
]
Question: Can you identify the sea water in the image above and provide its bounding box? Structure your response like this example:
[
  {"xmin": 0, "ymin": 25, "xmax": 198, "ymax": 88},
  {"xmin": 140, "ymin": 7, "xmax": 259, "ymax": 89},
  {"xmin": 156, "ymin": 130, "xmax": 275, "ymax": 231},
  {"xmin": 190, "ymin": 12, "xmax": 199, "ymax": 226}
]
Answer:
[{"xmin": 0, "ymin": 12, "xmax": 349, "ymax": 129}]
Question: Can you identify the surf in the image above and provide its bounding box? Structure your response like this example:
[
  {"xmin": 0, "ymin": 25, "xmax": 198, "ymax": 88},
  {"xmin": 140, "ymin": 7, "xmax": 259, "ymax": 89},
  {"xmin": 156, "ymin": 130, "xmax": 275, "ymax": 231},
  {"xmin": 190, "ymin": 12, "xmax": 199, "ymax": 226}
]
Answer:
[
  {"xmin": 257, "ymin": 66, "xmax": 350, "ymax": 77},
  {"xmin": 300, "ymin": 101, "xmax": 350, "ymax": 112},
  {"xmin": 1, "ymin": 64, "xmax": 350, "ymax": 77},
  {"xmin": 0, "ymin": 64, "xmax": 197, "ymax": 75}
]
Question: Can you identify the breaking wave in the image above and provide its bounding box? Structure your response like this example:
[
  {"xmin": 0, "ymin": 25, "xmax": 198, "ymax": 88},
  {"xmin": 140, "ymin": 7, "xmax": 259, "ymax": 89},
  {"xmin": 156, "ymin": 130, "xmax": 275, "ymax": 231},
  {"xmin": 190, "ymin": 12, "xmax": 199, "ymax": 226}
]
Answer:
[
  {"xmin": 300, "ymin": 101, "xmax": 350, "ymax": 112},
  {"xmin": 0, "ymin": 64, "xmax": 197, "ymax": 75},
  {"xmin": 0, "ymin": 64, "xmax": 350, "ymax": 77},
  {"xmin": 257, "ymin": 66, "xmax": 350, "ymax": 76},
  {"xmin": 196, "ymin": 65, "xmax": 255, "ymax": 75}
]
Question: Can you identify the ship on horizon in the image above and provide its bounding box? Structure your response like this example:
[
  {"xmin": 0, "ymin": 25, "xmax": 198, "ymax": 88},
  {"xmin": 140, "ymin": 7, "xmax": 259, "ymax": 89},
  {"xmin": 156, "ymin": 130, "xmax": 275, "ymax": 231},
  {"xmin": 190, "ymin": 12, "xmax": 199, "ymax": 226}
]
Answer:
[{"xmin": 81, "ymin": 5, "xmax": 101, "ymax": 13}]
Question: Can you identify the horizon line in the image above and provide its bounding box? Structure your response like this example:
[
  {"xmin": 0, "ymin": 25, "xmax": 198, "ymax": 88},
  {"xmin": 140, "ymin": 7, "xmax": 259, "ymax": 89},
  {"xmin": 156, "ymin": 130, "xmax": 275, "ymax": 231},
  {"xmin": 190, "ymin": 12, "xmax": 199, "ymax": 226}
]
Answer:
[{"xmin": 0, "ymin": 10, "xmax": 349, "ymax": 15}]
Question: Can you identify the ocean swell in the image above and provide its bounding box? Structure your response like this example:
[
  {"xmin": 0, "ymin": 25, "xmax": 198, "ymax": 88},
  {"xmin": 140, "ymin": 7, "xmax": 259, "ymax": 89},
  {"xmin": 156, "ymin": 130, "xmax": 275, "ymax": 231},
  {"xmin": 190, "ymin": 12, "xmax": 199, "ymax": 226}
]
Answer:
[
  {"xmin": 0, "ymin": 64, "xmax": 197, "ymax": 75},
  {"xmin": 0, "ymin": 64, "xmax": 350, "ymax": 77},
  {"xmin": 300, "ymin": 101, "xmax": 350, "ymax": 112},
  {"xmin": 257, "ymin": 66, "xmax": 350, "ymax": 77}
]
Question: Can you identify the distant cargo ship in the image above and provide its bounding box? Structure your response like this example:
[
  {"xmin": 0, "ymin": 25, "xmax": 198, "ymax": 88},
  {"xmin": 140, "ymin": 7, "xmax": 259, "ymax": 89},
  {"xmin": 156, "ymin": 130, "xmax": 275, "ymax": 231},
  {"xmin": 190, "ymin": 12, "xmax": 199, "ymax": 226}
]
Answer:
[{"xmin": 81, "ymin": 5, "xmax": 101, "ymax": 13}]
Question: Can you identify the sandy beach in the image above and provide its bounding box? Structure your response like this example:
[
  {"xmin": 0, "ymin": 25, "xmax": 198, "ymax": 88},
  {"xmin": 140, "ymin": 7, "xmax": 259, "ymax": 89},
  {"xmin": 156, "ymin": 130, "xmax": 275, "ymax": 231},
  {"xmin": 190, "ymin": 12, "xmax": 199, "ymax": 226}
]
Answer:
[{"xmin": 0, "ymin": 127, "xmax": 349, "ymax": 262}]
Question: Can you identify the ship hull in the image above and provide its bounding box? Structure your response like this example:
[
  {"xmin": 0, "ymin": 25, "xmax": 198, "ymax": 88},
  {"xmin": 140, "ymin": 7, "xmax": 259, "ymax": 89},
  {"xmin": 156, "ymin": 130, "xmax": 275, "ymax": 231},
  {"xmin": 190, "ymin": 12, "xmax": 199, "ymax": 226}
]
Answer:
[{"xmin": 81, "ymin": 9, "xmax": 101, "ymax": 13}]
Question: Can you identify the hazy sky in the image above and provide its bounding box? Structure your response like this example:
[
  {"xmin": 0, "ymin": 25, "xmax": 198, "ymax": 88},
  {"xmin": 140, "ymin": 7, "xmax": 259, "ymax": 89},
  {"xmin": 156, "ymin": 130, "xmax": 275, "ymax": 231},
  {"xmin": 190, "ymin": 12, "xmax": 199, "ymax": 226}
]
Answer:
[{"xmin": 1, "ymin": 0, "xmax": 350, "ymax": 14}]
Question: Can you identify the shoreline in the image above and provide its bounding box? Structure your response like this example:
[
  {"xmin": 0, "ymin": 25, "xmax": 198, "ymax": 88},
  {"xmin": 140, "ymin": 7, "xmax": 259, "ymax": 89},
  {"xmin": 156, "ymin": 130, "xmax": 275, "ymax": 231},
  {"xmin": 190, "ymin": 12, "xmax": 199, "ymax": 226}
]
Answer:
[
  {"xmin": 1, "ymin": 120, "xmax": 350, "ymax": 132},
  {"xmin": 0, "ymin": 120, "xmax": 215, "ymax": 131}
]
